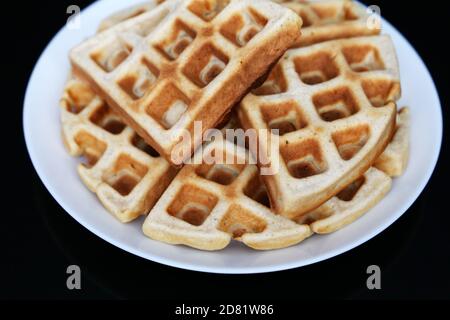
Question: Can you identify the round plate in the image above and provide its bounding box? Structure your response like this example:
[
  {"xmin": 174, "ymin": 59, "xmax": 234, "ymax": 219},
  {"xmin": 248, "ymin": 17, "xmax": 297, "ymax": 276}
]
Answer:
[{"xmin": 23, "ymin": 0, "xmax": 442, "ymax": 274}]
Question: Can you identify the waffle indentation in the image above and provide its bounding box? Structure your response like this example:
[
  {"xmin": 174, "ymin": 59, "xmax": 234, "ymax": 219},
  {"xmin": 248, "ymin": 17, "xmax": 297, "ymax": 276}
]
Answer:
[
  {"xmin": 332, "ymin": 125, "xmax": 370, "ymax": 161},
  {"xmin": 118, "ymin": 59, "xmax": 160, "ymax": 100},
  {"xmin": 313, "ymin": 87, "xmax": 359, "ymax": 122},
  {"xmin": 294, "ymin": 52, "xmax": 340, "ymax": 85},
  {"xmin": 146, "ymin": 83, "xmax": 191, "ymax": 129},
  {"xmin": 362, "ymin": 79, "xmax": 399, "ymax": 107},
  {"xmin": 297, "ymin": 10, "xmax": 313, "ymax": 28},
  {"xmin": 131, "ymin": 133, "xmax": 160, "ymax": 157},
  {"xmin": 188, "ymin": 0, "xmax": 230, "ymax": 22},
  {"xmin": 310, "ymin": 2, "xmax": 358, "ymax": 22},
  {"xmin": 167, "ymin": 184, "xmax": 218, "ymax": 226},
  {"xmin": 218, "ymin": 204, "xmax": 267, "ymax": 238},
  {"xmin": 243, "ymin": 173, "xmax": 270, "ymax": 208},
  {"xmin": 261, "ymin": 101, "xmax": 307, "ymax": 135},
  {"xmin": 342, "ymin": 45, "xmax": 385, "ymax": 72},
  {"xmin": 103, "ymin": 154, "xmax": 148, "ymax": 196},
  {"xmin": 182, "ymin": 42, "xmax": 229, "ymax": 87},
  {"xmin": 90, "ymin": 104, "xmax": 126, "ymax": 135},
  {"xmin": 336, "ymin": 176, "xmax": 365, "ymax": 201},
  {"xmin": 220, "ymin": 8, "xmax": 267, "ymax": 47},
  {"xmin": 280, "ymin": 139, "xmax": 328, "ymax": 179},
  {"xmin": 91, "ymin": 39, "xmax": 132, "ymax": 72},
  {"xmin": 196, "ymin": 150, "xmax": 245, "ymax": 185},
  {"xmin": 74, "ymin": 131, "xmax": 107, "ymax": 168},
  {"xmin": 252, "ymin": 64, "xmax": 287, "ymax": 96},
  {"xmin": 154, "ymin": 19, "xmax": 197, "ymax": 61},
  {"xmin": 65, "ymin": 81, "xmax": 96, "ymax": 114}
]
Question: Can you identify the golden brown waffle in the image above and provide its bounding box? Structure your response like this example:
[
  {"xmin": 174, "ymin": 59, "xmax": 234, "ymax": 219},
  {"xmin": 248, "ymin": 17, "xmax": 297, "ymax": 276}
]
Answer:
[
  {"xmin": 60, "ymin": 78, "xmax": 178, "ymax": 222},
  {"xmin": 141, "ymin": 107, "xmax": 409, "ymax": 249},
  {"xmin": 297, "ymin": 107, "xmax": 409, "ymax": 233},
  {"xmin": 296, "ymin": 167, "xmax": 392, "ymax": 233},
  {"xmin": 142, "ymin": 138, "xmax": 312, "ymax": 251},
  {"xmin": 375, "ymin": 107, "xmax": 409, "ymax": 177},
  {"xmin": 64, "ymin": 0, "xmax": 407, "ymax": 249},
  {"xmin": 70, "ymin": 0, "xmax": 302, "ymax": 165},
  {"xmin": 274, "ymin": 0, "xmax": 379, "ymax": 47},
  {"xmin": 100, "ymin": 1, "xmax": 378, "ymax": 47},
  {"xmin": 238, "ymin": 35, "xmax": 400, "ymax": 220}
]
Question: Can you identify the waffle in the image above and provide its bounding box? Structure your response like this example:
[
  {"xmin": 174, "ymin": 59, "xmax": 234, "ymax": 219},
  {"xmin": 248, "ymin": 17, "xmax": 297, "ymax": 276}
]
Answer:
[
  {"xmin": 60, "ymin": 77, "xmax": 178, "ymax": 222},
  {"xmin": 238, "ymin": 35, "xmax": 400, "ymax": 220},
  {"xmin": 142, "ymin": 138, "xmax": 312, "ymax": 251},
  {"xmin": 100, "ymin": 0, "xmax": 378, "ymax": 48},
  {"xmin": 70, "ymin": 0, "xmax": 302, "ymax": 166},
  {"xmin": 296, "ymin": 167, "xmax": 391, "ymax": 233},
  {"xmin": 141, "ymin": 107, "xmax": 409, "ymax": 249},
  {"xmin": 274, "ymin": 0, "xmax": 379, "ymax": 47},
  {"xmin": 296, "ymin": 107, "xmax": 409, "ymax": 233},
  {"xmin": 375, "ymin": 107, "xmax": 409, "ymax": 177}
]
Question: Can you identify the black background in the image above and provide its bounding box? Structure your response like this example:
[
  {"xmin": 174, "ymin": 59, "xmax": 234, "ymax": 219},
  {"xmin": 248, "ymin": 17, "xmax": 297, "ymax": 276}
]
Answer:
[{"xmin": 2, "ymin": 0, "xmax": 449, "ymax": 301}]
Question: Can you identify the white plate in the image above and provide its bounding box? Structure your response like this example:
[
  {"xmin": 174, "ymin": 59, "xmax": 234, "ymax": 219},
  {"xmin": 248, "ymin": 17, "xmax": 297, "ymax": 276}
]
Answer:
[{"xmin": 23, "ymin": 0, "xmax": 442, "ymax": 274}]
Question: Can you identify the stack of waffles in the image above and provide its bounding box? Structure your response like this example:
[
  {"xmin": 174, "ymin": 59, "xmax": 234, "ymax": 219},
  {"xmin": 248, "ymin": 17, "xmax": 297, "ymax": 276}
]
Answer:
[{"xmin": 61, "ymin": 0, "xmax": 409, "ymax": 250}]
